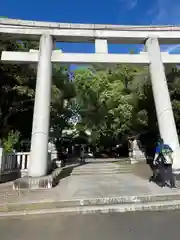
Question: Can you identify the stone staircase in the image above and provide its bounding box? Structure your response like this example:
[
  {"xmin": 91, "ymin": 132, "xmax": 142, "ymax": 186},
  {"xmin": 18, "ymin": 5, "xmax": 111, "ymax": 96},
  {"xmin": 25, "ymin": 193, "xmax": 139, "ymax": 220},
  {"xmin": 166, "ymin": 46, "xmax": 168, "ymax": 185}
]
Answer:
[
  {"xmin": 71, "ymin": 162, "xmax": 132, "ymax": 176},
  {"xmin": 1, "ymin": 162, "xmax": 180, "ymax": 217},
  {"xmin": 2, "ymin": 192, "xmax": 180, "ymax": 216}
]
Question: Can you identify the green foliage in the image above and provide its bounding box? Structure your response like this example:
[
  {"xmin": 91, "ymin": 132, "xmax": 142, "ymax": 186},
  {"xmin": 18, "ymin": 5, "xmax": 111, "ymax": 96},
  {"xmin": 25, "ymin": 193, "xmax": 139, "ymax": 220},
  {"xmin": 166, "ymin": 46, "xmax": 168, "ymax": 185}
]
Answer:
[
  {"xmin": 167, "ymin": 68, "xmax": 180, "ymax": 136},
  {"xmin": 0, "ymin": 40, "xmax": 75, "ymax": 150},
  {"xmin": 2, "ymin": 130, "xmax": 20, "ymax": 152},
  {"xmin": 74, "ymin": 65, "xmax": 141, "ymax": 145}
]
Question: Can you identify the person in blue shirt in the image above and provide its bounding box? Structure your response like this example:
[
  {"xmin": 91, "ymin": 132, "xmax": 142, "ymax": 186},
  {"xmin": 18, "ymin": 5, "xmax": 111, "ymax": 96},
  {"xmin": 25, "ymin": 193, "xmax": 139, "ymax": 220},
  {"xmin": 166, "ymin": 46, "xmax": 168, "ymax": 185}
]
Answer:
[{"xmin": 153, "ymin": 138, "xmax": 175, "ymax": 188}]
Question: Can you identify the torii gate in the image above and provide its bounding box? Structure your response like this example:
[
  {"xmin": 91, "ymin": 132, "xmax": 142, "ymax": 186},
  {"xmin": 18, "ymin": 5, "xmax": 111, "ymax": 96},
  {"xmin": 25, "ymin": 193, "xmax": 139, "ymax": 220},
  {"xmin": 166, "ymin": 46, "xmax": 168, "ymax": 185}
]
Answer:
[{"xmin": 1, "ymin": 18, "xmax": 180, "ymax": 181}]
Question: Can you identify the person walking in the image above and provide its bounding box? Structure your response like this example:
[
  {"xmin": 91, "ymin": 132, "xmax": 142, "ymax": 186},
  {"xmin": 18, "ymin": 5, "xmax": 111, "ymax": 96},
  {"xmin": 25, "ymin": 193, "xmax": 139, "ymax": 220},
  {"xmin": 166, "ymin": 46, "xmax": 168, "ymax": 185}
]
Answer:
[
  {"xmin": 80, "ymin": 146, "xmax": 85, "ymax": 165},
  {"xmin": 149, "ymin": 142, "xmax": 161, "ymax": 184},
  {"xmin": 153, "ymin": 138, "xmax": 176, "ymax": 188}
]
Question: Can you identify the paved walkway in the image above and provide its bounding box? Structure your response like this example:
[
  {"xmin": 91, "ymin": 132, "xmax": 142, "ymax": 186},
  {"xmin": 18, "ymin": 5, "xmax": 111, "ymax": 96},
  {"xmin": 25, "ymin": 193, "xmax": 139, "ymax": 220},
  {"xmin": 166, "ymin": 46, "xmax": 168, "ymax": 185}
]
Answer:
[
  {"xmin": 1, "ymin": 211, "xmax": 180, "ymax": 240},
  {"xmin": 0, "ymin": 162, "xmax": 179, "ymax": 205}
]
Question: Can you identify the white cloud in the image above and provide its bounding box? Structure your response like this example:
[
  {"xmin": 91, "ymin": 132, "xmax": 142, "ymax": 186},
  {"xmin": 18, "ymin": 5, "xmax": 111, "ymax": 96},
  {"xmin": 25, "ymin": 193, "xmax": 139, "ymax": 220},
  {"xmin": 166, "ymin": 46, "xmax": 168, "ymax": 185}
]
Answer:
[
  {"xmin": 161, "ymin": 44, "xmax": 180, "ymax": 53},
  {"xmin": 119, "ymin": 0, "xmax": 138, "ymax": 10},
  {"xmin": 147, "ymin": 0, "xmax": 180, "ymax": 53},
  {"xmin": 150, "ymin": 0, "xmax": 180, "ymax": 25},
  {"xmin": 139, "ymin": 44, "xmax": 180, "ymax": 54},
  {"xmin": 167, "ymin": 45, "xmax": 180, "ymax": 53}
]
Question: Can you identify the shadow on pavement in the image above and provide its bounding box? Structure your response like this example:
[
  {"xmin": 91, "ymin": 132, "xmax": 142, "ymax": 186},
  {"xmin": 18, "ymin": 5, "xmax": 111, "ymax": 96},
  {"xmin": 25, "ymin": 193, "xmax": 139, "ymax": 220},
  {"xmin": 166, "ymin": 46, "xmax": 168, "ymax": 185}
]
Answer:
[{"xmin": 53, "ymin": 163, "xmax": 80, "ymax": 187}]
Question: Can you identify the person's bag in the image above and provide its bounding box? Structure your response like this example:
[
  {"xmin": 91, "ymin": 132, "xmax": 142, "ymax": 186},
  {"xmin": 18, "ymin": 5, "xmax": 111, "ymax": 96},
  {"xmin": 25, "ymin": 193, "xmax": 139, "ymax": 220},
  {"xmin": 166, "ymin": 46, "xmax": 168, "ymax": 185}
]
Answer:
[
  {"xmin": 161, "ymin": 148, "xmax": 173, "ymax": 164},
  {"xmin": 154, "ymin": 153, "xmax": 161, "ymax": 165}
]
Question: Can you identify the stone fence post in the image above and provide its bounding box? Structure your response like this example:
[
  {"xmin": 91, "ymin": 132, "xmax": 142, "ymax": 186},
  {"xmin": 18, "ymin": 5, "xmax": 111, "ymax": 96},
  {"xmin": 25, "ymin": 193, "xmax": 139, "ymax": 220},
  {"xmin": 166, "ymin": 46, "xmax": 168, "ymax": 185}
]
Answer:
[{"xmin": 0, "ymin": 147, "xmax": 5, "ymax": 173}]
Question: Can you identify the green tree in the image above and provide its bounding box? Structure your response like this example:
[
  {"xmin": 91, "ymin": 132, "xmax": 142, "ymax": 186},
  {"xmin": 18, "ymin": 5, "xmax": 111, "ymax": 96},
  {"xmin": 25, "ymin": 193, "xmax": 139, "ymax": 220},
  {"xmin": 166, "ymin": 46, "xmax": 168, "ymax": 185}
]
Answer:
[
  {"xmin": 0, "ymin": 40, "xmax": 76, "ymax": 151},
  {"xmin": 74, "ymin": 66, "xmax": 137, "ymax": 146}
]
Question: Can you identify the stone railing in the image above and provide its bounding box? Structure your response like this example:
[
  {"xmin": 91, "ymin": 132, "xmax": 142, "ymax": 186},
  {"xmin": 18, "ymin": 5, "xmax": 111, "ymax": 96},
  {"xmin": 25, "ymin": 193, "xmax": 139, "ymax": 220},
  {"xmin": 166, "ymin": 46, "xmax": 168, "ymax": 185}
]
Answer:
[
  {"xmin": 0, "ymin": 149, "xmax": 55, "ymax": 181},
  {"xmin": 0, "ymin": 151, "xmax": 30, "ymax": 177}
]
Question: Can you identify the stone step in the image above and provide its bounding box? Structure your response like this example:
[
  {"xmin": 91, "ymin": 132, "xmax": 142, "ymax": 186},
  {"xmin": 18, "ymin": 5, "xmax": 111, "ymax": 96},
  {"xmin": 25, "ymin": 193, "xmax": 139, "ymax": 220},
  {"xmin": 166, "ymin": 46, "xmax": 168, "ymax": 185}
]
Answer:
[
  {"xmin": 71, "ymin": 172, "xmax": 131, "ymax": 176},
  {"xmin": 72, "ymin": 166, "xmax": 131, "ymax": 171},
  {"xmin": 73, "ymin": 165, "xmax": 131, "ymax": 171},
  {"xmin": 85, "ymin": 158, "xmax": 129, "ymax": 162},
  {"xmin": 72, "ymin": 170, "xmax": 131, "ymax": 174},
  {"xmin": 1, "ymin": 193, "xmax": 180, "ymax": 217},
  {"xmin": 76, "ymin": 164, "xmax": 120, "ymax": 167},
  {"xmin": 73, "ymin": 170, "xmax": 129, "ymax": 173},
  {"xmin": 72, "ymin": 167, "xmax": 131, "ymax": 172},
  {"xmin": 71, "ymin": 171, "xmax": 131, "ymax": 176},
  {"xmin": 72, "ymin": 166, "xmax": 131, "ymax": 170},
  {"xmin": 77, "ymin": 163, "xmax": 127, "ymax": 167},
  {"xmin": 2, "ymin": 200, "xmax": 180, "ymax": 217},
  {"xmin": 71, "ymin": 166, "xmax": 132, "ymax": 175}
]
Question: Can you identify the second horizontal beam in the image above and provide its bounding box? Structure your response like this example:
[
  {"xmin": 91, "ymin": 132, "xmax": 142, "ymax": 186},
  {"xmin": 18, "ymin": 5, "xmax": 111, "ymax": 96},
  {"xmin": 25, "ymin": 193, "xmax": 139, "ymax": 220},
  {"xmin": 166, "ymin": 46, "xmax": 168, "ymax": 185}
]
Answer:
[{"xmin": 1, "ymin": 51, "xmax": 180, "ymax": 64}]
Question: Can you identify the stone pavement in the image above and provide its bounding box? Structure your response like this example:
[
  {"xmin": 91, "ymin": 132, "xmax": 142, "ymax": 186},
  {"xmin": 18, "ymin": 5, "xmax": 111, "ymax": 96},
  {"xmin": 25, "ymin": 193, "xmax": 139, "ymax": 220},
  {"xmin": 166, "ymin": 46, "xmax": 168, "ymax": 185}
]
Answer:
[
  {"xmin": 0, "ymin": 162, "xmax": 178, "ymax": 202},
  {"xmin": 1, "ymin": 211, "xmax": 180, "ymax": 240},
  {"xmin": 0, "ymin": 162, "xmax": 180, "ymax": 215}
]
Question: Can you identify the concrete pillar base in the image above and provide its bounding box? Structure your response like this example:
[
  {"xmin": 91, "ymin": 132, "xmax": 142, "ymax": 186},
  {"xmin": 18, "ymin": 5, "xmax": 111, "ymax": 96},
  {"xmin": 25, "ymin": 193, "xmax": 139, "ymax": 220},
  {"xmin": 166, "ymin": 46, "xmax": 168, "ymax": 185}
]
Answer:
[{"xmin": 13, "ymin": 168, "xmax": 62, "ymax": 190}]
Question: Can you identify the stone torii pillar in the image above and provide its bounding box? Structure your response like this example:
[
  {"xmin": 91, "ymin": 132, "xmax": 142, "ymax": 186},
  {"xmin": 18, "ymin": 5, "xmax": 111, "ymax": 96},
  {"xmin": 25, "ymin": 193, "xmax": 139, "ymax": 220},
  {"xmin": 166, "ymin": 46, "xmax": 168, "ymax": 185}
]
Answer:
[
  {"xmin": 145, "ymin": 37, "xmax": 180, "ymax": 172},
  {"xmin": 28, "ymin": 34, "xmax": 53, "ymax": 177}
]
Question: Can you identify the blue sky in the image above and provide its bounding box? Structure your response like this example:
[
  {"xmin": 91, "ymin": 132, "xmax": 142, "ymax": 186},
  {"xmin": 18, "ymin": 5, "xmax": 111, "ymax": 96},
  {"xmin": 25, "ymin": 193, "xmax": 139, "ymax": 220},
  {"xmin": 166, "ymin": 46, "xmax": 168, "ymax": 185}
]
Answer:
[{"xmin": 1, "ymin": 0, "xmax": 180, "ymax": 54}]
